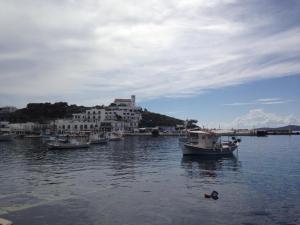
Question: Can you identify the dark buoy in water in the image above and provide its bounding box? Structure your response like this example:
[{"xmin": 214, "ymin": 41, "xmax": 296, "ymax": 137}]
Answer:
[
  {"xmin": 211, "ymin": 190, "xmax": 219, "ymax": 200},
  {"xmin": 204, "ymin": 191, "xmax": 219, "ymax": 200}
]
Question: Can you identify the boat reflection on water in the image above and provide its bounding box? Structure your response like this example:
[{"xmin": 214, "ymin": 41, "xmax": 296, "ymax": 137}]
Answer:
[{"xmin": 181, "ymin": 155, "xmax": 241, "ymax": 178}]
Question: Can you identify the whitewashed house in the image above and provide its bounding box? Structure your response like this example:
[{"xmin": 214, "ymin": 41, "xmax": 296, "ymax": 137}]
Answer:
[
  {"xmin": 0, "ymin": 121, "xmax": 11, "ymax": 133},
  {"xmin": 9, "ymin": 122, "xmax": 37, "ymax": 134},
  {"xmin": 53, "ymin": 95, "xmax": 142, "ymax": 133}
]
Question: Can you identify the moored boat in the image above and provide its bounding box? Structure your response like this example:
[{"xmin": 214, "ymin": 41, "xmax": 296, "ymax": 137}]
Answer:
[
  {"xmin": 108, "ymin": 132, "xmax": 123, "ymax": 141},
  {"xmin": 0, "ymin": 122, "xmax": 13, "ymax": 141},
  {"xmin": 89, "ymin": 133, "xmax": 108, "ymax": 144},
  {"xmin": 182, "ymin": 130, "xmax": 241, "ymax": 156},
  {"xmin": 47, "ymin": 139, "xmax": 90, "ymax": 150},
  {"xmin": 0, "ymin": 133, "xmax": 13, "ymax": 141},
  {"xmin": 24, "ymin": 134, "xmax": 42, "ymax": 138},
  {"xmin": 90, "ymin": 138, "xmax": 108, "ymax": 144}
]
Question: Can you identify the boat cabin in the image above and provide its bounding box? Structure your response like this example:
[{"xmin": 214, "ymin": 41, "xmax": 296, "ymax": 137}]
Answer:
[{"xmin": 187, "ymin": 130, "xmax": 220, "ymax": 149}]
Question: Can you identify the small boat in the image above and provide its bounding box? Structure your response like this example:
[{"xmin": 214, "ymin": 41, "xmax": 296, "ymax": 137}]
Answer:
[
  {"xmin": 47, "ymin": 139, "xmax": 90, "ymax": 150},
  {"xmin": 108, "ymin": 132, "xmax": 123, "ymax": 141},
  {"xmin": 89, "ymin": 133, "xmax": 108, "ymax": 144},
  {"xmin": 0, "ymin": 133, "xmax": 13, "ymax": 141},
  {"xmin": 182, "ymin": 130, "xmax": 241, "ymax": 156},
  {"xmin": 42, "ymin": 136, "xmax": 57, "ymax": 143},
  {"xmin": 90, "ymin": 138, "xmax": 108, "ymax": 144},
  {"xmin": 24, "ymin": 134, "xmax": 42, "ymax": 138}
]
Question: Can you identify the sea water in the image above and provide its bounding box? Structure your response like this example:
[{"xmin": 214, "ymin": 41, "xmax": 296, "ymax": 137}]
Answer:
[{"xmin": 0, "ymin": 136, "xmax": 299, "ymax": 225}]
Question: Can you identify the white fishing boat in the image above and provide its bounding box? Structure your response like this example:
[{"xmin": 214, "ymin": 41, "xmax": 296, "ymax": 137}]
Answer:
[
  {"xmin": 182, "ymin": 130, "xmax": 241, "ymax": 156},
  {"xmin": 47, "ymin": 139, "xmax": 90, "ymax": 150},
  {"xmin": 108, "ymin": 131, "xmax": 123, "ymax": 141},
  {"xmin": 24, "ymin": 134, "xmax": 42, "ymax": 138},
  {"xmin": 0, "ymin": 133, "xmax": 13, "ymax": 141},
  {"xmin": 0, "ymin": 122, "xmax": 13, "ymax": 141},
  {"xmin": 89, "ymin": 133, "xmax": 108, "ymax": 144}
]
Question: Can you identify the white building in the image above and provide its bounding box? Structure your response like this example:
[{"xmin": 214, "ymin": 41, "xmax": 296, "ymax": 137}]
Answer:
[
  {"xmin": 0, "ymin": 121, "xmax": 10, "ymax": 133},
  {"xmin": 0, "ymin": 106, "xmax": 17, "ymax": 114},
  {"xmin": 9, "ymin": 122, "xmax": 37, "ymax": 134},
  {"xmin": 54, "ymin": 95, "xmax": 142, "ymax": 133},
  {"xmin": 114, "ymin": 95, "xmax": 135, "ymax": 108}
]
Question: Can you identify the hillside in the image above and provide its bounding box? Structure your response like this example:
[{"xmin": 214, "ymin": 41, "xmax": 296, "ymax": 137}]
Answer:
[
  {"xmin": 8, "ymin": 102, "xmax": 89, "ymax": 123},
  {"xmin": 257, "ymin": 125, "xmax": 300, "ymax": 131},
  {"xmin": 139, "ymin": 110, "xmax": 184, "ymax": 127},
  {"xmin": 6, "ymin": 102, "xmax": 184, "ymax": 127}
]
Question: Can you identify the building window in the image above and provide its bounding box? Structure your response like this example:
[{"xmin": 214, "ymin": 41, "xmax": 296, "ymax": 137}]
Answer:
[
  {"xmin": 67, "ymin": 125, "xmax": 70, "ymax": 129},
  {"xmin": 80, "ymin": 125, "xmax": 83, "ymax": 130},
  {"xmin": 75, "ymin": 125, "xmax": 78, "ymax": 129},
  {"xmin": 84, "ymin": 125, "xmax": 87, "ymax": 129}
]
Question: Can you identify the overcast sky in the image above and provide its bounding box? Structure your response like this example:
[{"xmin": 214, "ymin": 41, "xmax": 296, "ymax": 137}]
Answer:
[{"xmin": 0, "ymin": 0, "xmax": 299, "ymax": 127}]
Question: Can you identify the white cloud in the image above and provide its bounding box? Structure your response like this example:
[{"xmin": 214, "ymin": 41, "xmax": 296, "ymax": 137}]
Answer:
[
  {"xmin": 223, "ymin": 102, "xmax": 256, "ymax": 106},
  {"xmin": 224, "ymin": 98, "xmax": 293, "ymax": 106},
  {"xmin": 222, "ymin": 109, "xmax": 300, "ymax": 129},
  {"xmin": 257, "ymin": 98, "xmax": 281, "ymax": 102},
  {"xmin": 0, "ymin": 0, "xmax": 300, "ymax": 106}
]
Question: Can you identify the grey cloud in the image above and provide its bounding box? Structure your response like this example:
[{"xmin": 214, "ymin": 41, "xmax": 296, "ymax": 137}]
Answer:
[{"xmin": 0, "ymin": 0, "xmax": 299, "ymax": 107}]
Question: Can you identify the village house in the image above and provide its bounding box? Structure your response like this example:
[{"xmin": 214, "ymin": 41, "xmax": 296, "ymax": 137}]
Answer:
[{"xmin": 53, "ymin": 95, "xmax": 142, "ymax": 133}]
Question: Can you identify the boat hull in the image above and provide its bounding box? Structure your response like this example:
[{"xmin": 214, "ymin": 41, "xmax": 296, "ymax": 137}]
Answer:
[
  {"xmin": 109, "ymin": 137, "xmax": 123, "ymax": 141},
  {"xmin": 47, "ymin": 143, "xmax": 90, "ymax": 150},
  {"xmin": 182, "ymin": 143, "xmax": 237, "ymax": 156},
  {"xmin": 0, "ymin": 134, "xmax": 13, "ymax": 141},
  {"xmin": 90, "ymin": 139, "xmax": 108, "ymax": 144}
]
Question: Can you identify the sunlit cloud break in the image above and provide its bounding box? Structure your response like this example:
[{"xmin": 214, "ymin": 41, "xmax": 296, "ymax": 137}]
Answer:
[{"xmin": 0, "ymin": 0, "xmax": 300, "ymax": 106}]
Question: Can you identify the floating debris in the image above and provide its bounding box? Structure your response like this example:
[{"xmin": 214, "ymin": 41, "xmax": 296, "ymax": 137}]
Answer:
[{"xmin": 204, "ymin": 193, "xmax": 211, "ymax": 198}]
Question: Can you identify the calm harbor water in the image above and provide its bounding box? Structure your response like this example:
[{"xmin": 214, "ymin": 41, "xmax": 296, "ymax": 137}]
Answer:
[{"xmin": 0, "ymin": 136, "xmax": 299, "ymax": 225}]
